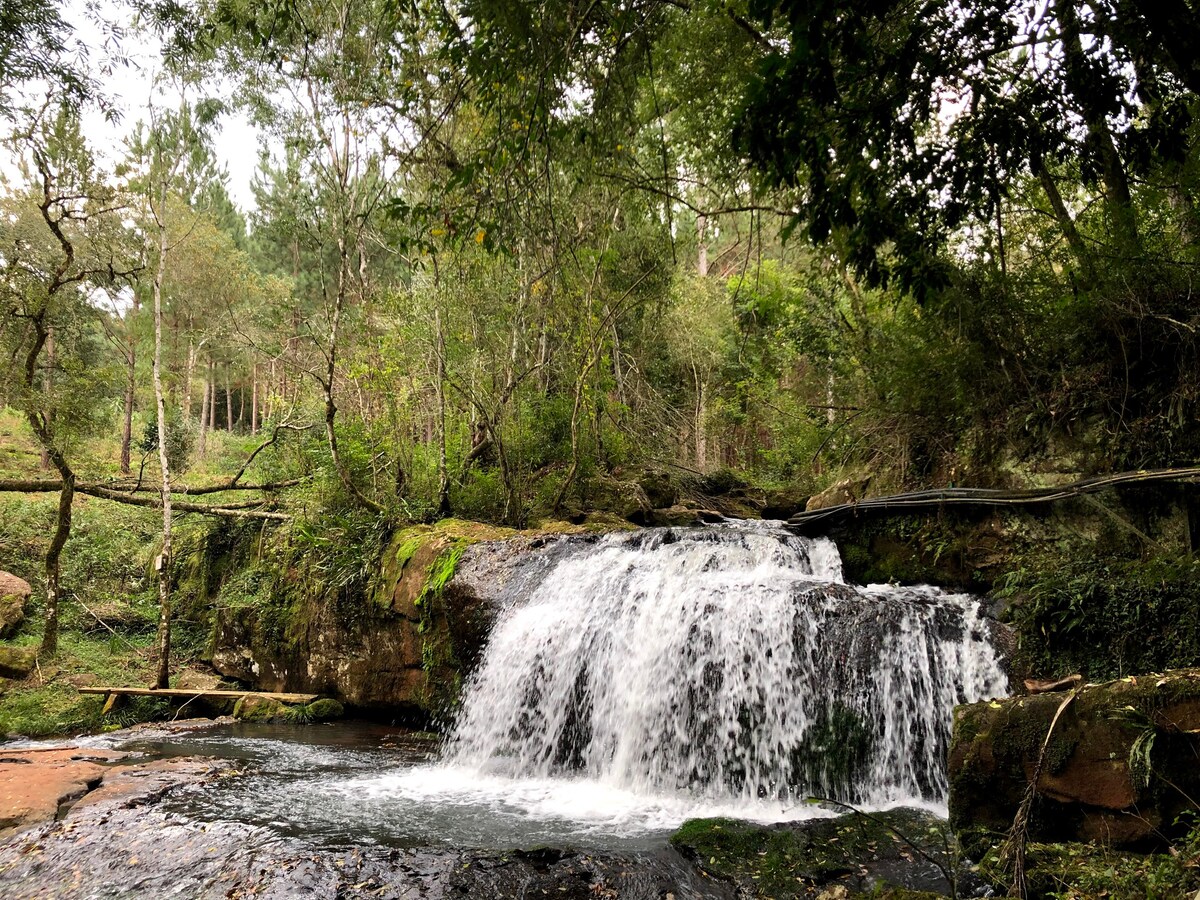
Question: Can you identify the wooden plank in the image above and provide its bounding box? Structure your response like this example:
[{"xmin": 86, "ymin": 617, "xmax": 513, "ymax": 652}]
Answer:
[{"xmin": 78, "ymin": 687, "xmax": 321, "ymax": 704}]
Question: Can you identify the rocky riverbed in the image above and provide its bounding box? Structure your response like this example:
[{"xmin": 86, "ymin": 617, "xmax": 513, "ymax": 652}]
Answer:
[{"xmin": 0, "ymin": 719, "xmax": 980, "ymax": 899}]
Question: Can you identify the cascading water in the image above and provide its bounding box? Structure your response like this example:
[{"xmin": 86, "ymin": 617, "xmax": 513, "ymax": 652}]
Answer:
[
  {"xmin": 444, "ymin": 520, "xmax": 1007, "ymax": 812},
  {"xmin": 146, "ymin": 520, "xmax": 1009, "ymax": 850}
]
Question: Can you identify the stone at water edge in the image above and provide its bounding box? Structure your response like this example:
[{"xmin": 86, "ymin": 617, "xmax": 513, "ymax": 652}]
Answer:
[
  {"xmin": 0, "ymin": 644, "xmax": 36, "ymax": 679},
  {"xmin": 232, "ymin": 695, "xmax": 288, "ymax": 721},
  {"xmin": 0, "ymin": 571, "xmax": 32, "ymax": 639},
  {"xmin": 949, "ymin": 668, "xmax": 1200, "ymax": 848}
]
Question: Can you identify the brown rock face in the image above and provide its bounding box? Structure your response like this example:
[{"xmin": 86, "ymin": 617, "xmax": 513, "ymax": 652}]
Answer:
[
  {"xmin": 209, "ymin": 524, "xmax": 593, "ymax": 718},
  {"xmin": 0, "ymin": 571, "xmax": 32, "ymax": 640},
  {"xmin": 805, "ymin": 476, "xmax": 871, "ymax": 512},
  {"xmin": 949, "ymin": 669, "xmax": 1200, "ymax": 848}
]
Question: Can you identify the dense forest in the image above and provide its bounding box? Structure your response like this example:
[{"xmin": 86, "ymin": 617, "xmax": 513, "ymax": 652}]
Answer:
[{"xmin": 1, "ymin": 0, "xmax": 1200, "ymax": 706}]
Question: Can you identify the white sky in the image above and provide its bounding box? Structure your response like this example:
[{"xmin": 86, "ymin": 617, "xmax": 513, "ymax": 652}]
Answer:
[{"xmin": 4, "ymin": 1, "xmax": 264, "ymax": 212}]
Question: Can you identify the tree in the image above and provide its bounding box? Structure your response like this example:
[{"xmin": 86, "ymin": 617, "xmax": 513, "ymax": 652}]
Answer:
[
  {"xmin": 0, "ymin": 101, "xmax": 137, "ymax": 654},
  {"xmin": 735, "ymin": 0, "xmax": 1200, "ymax": 292}
]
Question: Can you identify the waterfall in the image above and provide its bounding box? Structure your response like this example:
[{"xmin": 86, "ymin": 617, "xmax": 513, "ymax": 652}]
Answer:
[{"xmin": 445, "ymin": 521, "xmax": 1008, "ymax": 810}]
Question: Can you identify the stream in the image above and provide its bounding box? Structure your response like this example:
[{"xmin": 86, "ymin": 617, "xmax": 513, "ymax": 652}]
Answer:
[{"xmin": 0, "ymin": 522, "xmax": 1009, "ymax": 897}]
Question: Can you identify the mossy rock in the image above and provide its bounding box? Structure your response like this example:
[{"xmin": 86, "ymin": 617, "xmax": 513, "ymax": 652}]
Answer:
[
  {"xmin": 304, "ymin": 698, "xmax": 344, "ymax": 721},
  {"xmin": 949, "ymin": 668, "xmax": 1200, "ymax": 847},
  {"xmin": 671, "ymin": 808, "xmax": 968, "ymax": 898},
  {"xmin": 232, "ymin": 695, "xmax": 288, "ymax": 721},
  {"xmin": 0, "ymin": 644, "xmax": 36, "ymax": 679}
]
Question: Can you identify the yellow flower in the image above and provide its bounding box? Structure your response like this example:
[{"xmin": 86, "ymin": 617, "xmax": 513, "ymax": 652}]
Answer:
[
  {"xmin": 431, "ymin": 227, "xmax": 446, "ymax": 237},
  {"xmin": 475, "ymin": 229, "xmax": 486, "ymax": 244}
]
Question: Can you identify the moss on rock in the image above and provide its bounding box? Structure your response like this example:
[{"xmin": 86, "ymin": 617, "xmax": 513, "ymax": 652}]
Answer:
[{"xmin": 670, "ymin": 808, "xmax": 966, "ymax": 898}]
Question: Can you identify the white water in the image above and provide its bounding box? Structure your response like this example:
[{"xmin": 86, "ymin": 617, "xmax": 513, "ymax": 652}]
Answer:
[{"xmin": 383, "ymin": 521, "xmax": 1008, "ymax": 834}]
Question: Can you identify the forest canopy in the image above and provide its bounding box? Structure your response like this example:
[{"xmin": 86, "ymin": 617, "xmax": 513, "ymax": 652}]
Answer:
[{"xmin": 1, "ymin": 0, "xmax": 1199, "ymax": 667}]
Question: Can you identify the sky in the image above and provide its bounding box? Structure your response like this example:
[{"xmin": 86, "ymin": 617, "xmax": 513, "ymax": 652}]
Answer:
[{"xmin": 9, "ymin": 1, "xmax": 266, "ymax": 212}]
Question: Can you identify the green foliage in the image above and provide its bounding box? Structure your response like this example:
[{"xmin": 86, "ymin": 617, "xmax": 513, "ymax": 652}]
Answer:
[
  {"xmin": 138, "ymin": 410, "xmax": 194, "ymax": 476},
  {"xmin": 979, "ymin": 815, "xmax": 1200, "ymax": 899},
  {"xmin": 998, "ymin": 547, "xmax": 1200, "ymax": 681}
]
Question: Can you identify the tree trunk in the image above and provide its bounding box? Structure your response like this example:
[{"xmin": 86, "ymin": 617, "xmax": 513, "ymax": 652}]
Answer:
[
  {"xmin": 40, "ymin": 469, "xmax": 73, "ymax": 656},
  {"xmin": 435, "ymin": 307, "xmax": 451, "ymax": 517},
  {"xmin": 1057, "ymin": 0, "xmax": 1140, "ymax": 252},
  {"xmin": 183, "ymin": 337, "xmax": 196, "ymax": 421},
  {"xmin": 693, "ymin": 363, "xmax": 708, "ymax": 471},
  {"xmin": 198, "ymin": 361, "xmax": 210, "ymax": 455},
  {"xmin": 225, "ymin": 367, "xmax": 233, "ymax": 433},
  {"xmin": 120, "ymin": 345, "xmax": 135, "ymax": 475},
  {"xmin": 208, "ymin": 362, "xmax": 217, "ymax": 434},
  {"xmin": 697, "ymin": 214, "xmax": 709, "ymax": 277},
  {"xmin": 40, "ymin": 329, "xmax": 55, "ymax": 470},
  {"xmin": 1032, "ymin": 156, "xmax": 1094, "ymax": 283},
  {"xmin": 152, "ymin": 182, "xmax": 173, "ymax": 691},
  {"xmin": 251, "ymin": 363, "xmax": 259, "ymax": 434}
]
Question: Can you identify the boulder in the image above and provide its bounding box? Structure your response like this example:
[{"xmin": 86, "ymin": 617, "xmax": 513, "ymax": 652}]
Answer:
[
  {"xmin": 636, "ymin": 468, "xmax": 679, "ymax": 509},
  {"xmin": 0, "ymin": 571, "xmax": 32, "ymax": 639},
  {"xmin": 0, "ymin": 644, "xmax": 36, "ymax": 679},
  {"xmin": 949, "ymin": 669, "xmax": 1200, "ymax": 848},
  {"xmin": 805, "ymin": 476, "xmax": 872, "ymax": 512},
  {"xmin": 232, "ymin": 695, "xmax": 287, "ymax": 721},
  {"xmin": 210, "ymin": 521, "xmax": 604, "ymax": 719}
]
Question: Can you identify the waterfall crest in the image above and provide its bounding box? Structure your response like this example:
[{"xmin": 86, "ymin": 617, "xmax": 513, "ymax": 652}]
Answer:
[{"xmin": 446, "ymin": 521, "xmax": 1007, "ymax": 809}]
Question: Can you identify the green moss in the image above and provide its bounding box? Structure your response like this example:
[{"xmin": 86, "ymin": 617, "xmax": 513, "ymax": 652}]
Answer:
[
  {"xmin": 978, "ymin": 829, "xmax": 1200, "ymax": 899},
  {"xmin": 304, "ymin": 698, "xmax": 345, "ymax": 721},
  {"xmin": 671, "ymin": 810, "xmax": 956, "ymax": 899}
]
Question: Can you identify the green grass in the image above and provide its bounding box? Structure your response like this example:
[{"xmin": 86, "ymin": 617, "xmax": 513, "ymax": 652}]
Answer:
[{"xmin": 0, "ymin": 628, "xmax": 162, "ymax": 738}]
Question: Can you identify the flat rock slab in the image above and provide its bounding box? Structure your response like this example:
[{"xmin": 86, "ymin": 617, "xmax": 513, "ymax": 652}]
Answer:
[
  {"xmin": 0, "ymin": 748, "xmax": 126, "ymax": 840},
  {"xmin": 0, "ymin": 737, "xmax": 734, "ymax": 900}
]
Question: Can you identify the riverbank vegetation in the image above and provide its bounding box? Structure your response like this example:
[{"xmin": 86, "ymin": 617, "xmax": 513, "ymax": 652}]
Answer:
[{"xmin": 2, "ymin": 1, "xmax": 1200, "ymax": 894}]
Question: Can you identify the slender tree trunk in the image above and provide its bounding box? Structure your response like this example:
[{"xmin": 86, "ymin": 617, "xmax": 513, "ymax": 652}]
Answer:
[
  {"xmin": 198, "ymin": 362, "xmax": 210, "ymax": 455},
  {"xmin": 183, "ymin": 337, "xmax": 196, "ymax": 421},
  {"xmin": 321, "ymin": 235, "xmax": 383, "ymax": 514},
  {"xmin": 208, "ymin": 362, "xmax": 216, "ymax": 434},
  {"xmin": 225, "ymin": 367, "xmax": 233, "ymax": 433},
  {"xmin": 40, "ymin": 329, "xmax": 54, "ymax": 469},
  {"xmin": 152, "ymin": 184, "xmax": 173, "ymax": 691},
  {"xmin": 251, "ymin": 363, "xmax": 259, "ymax": 434},
  {"xmin": 435, "ymin": 308, "xmax": 450, "ymax": 517},
  {"xmin": 1057, "ymin": 0, "xmax": 1139, "ymax": 253},
  {"xmin": 120, "ymin": 344, "xmax": 135, "ymax": 475},
  {"xmin": 693, "ymin": 363, "xmax": 708, "ymax": 471},
  {"xmin": 697, "ymin": 214, "xmax": 709, "ymax": 277},
  {"xmin": 1032, "ymin": 156, "xmax": 1094, "ymax": 282}
]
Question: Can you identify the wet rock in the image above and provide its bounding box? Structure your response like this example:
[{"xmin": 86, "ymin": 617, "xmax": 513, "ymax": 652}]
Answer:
[
  {"xmin": 0, "ymin": 572, "xmax": 31, "ymax": 639},
  {"xmin": 305, "ymin": 698, "xmax": 344, "ymax": 721},
  {"xmin": 761, "ymin": 487, "xmax": 811, "ymax": 520},
  {"xmin": 950, "ymin": 668, "xmax": 1200, "ymax": 848},
  {"xmin": 671, "ymin": 808, "xmax": 979, "ymax": 898},
  {"xmin": 0, "ymin": 749, "xmax": 736, "ymax": 900},
  {"xmin": 644, "ymin": 505, "xmax": 710, "ymax": 527},
  {"xmin": 0, "ymin": 645, "xmax": 36, "ymax": 679},
  {"xmin": 0, "ymin": 747, "xmax": 123, "ymax": 840},
  {"xmin": 210, "ymin": 521, "xmax": 605, "ymax": 718}
]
